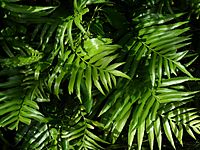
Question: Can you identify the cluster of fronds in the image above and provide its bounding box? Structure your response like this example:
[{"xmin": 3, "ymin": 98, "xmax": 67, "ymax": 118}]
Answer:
[{"xmin": 0, "ymin": 0, "xmax": 200, "ymax": 149}]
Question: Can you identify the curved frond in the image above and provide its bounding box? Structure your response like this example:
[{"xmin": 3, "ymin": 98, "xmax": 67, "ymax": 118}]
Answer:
[
  {"xmin": 126, "ymin": 13, "xmax": 192, "ymax": 86},
  {"xmin": 16, "ymin": 123, "xmax": 53, "ymax": 150},
  {"xmin": 0, "ymin": 70, "xmax": 48, "ymax": 130},
  {"xmin": 1, "ymin": 1, "xmax": 200, "ymax": 150},
  {"xmin": 127, "ymin": 77, "xmax": 200, "ymax": 150},
  {"xmin": 0, "ymin": 96, "xmax": 47, "ymax": 130},
  {"xmin": 48, "ymin": 36, "xmax": 130, "ymax": 102}
]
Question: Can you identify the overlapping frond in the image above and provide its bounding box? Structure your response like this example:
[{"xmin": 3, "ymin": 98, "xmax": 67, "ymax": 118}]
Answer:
[
  {"xmin": 125, "ymin": 13, "xmax": 192, "ymax": 87},
  {"xmin": 97, "ymin": 12, "xmax": 200, "ymax": 150},
  {"xmin": 0, "ymin": 0, "xmax": 200, "ymax": 150},
  {"xmin": 62, "ymin": 116, "xmax": 109, "ymax": 149},
  {"xmin": 0, "ymin": 70, "xmax": 47, "ymax": 130},
  {"xmin": 0, "ymin": 0, "xmax": 59, "ymax": 23},
  {"xmin": 16, "ymin": 123, "xmax": 54, "ymax": 150},
  {"xmin": 48, "ymin": 37, "xmax": 130, "ymax": 100},
  {"xmin": 43, "ymin": 2, "xmax": 130, "ymax": 102},
  {"xmin": 1, "ymin": 0, "xmax": 131, "ymax": 111},
  {"xmin": 16, "ymin": 108, "xmax": 109, "ymax": 150},
  {"xmin": 127, "ymin": 77, "xmax": 200, "ymax": 150}
]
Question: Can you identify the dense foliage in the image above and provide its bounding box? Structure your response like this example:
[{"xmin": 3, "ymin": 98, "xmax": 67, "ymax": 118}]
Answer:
[{"xmin": 1, "ymin": 0, "xmax": 200, "ymax": 149}]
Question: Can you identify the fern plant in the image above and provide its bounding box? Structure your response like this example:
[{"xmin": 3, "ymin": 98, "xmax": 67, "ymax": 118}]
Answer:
[{"xmin": 0, "ymin": 0, "xmax": 200, "ymax": 149}]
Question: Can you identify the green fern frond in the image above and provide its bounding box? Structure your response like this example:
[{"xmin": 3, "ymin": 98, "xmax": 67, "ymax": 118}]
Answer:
[
  {"xmin": 48, "ymin": 36, "xmax": 130, "ymax": 101},
  {"xmin": 128, "ymin": 14, "xmax": 192, "ymax": 87},
  {"xmin": 127, "ymin": 77, "xmax": 200, "ymax": 150},
  {"xmin": 0, "ymin": 1, "xmax": 58, "ymax": 16},
  {"xmin": 61, "ymin": 111, "xmax": 109, "ymax": 150},
  {"xmin": 0, "ymin": 97, "xmax": 47, "ymax": 130},
  {"xmin": 17, "ymin": 123, "xmax": 53, "ymax": 150},
  {"xmin": 1, "ymin": 0, "xmax": 200, "ymax": 150},
  {"xmin": 16, "ymin": 108, "xmax": 109, "ymax": 150},
  {"xmin": 0, "ymin": 69, "xmax": 48, "ymax": 130}
]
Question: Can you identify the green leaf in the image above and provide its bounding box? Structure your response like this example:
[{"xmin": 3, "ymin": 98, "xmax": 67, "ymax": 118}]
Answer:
[
  {"xmin": 31, "ymin": 24, "xmax": 42, "ymax": 41},
  {"xmin": 99, "ymin": 91, "xmax": 122, "ymax": 116},
  {"xmin": 130, "ymin": 90, "xmax": 151, "ymax": 130},
  {"xmin": 95, "ymin": 54, "xmax": 118, "ymax": 68},
  {"xmin": 136, "ymin": 13, "xmax": 186, "ymax": 28},
  {"xmin": 39, "ymin": 24, "xmax": 49, "ymax": 48},
  {"xmin": 1, "ymin": 0, "xmax": 21, "ymax": 2},
  {"xmin": 85, "ymin": 135, "xmax": 104, "ymax": 149},
  {"xmin": 83, "ymin": 96, "xmax": 93, "ymax": 113},
  {"xmin": 86, "ymin": 0, "xmax": 110, "ymax": 5},
  {"xmin": 92, "ymin": 67, "xmax": 105, "ymax": 95},
  {"xmin": 185, "ymin": 125, "xmax": 196, "ymax": 139},
  {"xmin": 62, "ymin": 126, "xmax": 85, "ymax": 139},
  {"xmin": 0, "ymin": 100, "xmax": 19, "ymax": 115},
  {"xmin": 99, "ymin": 70, "xmax": 109, "ymax": 91},
  {"xmin": 137, "ymin": 121, "xmax": 145, "ymax": 150},
  {"xmin": 151, "ymin": 100, "xmax": 160, "ymax": 121},
  {"xmin": 149, "ymin": 53, "xmax": 157, "ymax": 86},
  {"xmin": 60, "ymin": 21, "xmax": 68, "ymax": 53},
  {"xmin": 135, "ymin": 44, "xmax": 146, "ymax": 61},
  {"xmin": 111, "ymin": 74, "xmax": 117, "ymax": 87},
  {"xmin": 89, "ymin": 50, "xmax": 116, "ymax": 64},
  {"xmin": 42, "ymin": 23, "xmax": 58, "ymax": 50},
  {"xmin": 74, "ymin": 15, "xmax": 86, "ymax": 34},
  {"xmin": 146, "ymin": 115, "xmax": 154, "ymax": 150},
  {"xmin": 76, "ymin": 67, "xmax": 84, "ymax": 102},
  {"xmin": 48, "ymin": 66, "xmax": 61, "ymax": 91},
  {"xmin": 109, "ymin": 70, "xmax": 131, "ymax": 80},
  {"xmin": 128, "ymin": 129, "xmax": 136, "ymax": 150},
  {"xmin": 19, "ymin": 115, "xmax": 31, "ymax": 125},
  {"xmin": 154, "ymin": 117, "xmax": 162, "ymax": 150},
  {"xmin": 0, "ymin": 115, "xmax": 18, "ymax": 128},
  {"xmin": 160, "ymin": 77, "xmax": 200, "ymax": 87},
  {"xmin": 170, "ymin": 121, "xmax": 183, "ymax": 145},
  {"xmin": 67, "ymin": 53, "xmax": 76, "ymax": 64},
  {"xmin": 0, "ymin": 105, "xmax": 20, "ymax": 116},
  {"xmin": 61, "ymin": 140, "xmax": 69, "ymax": 150},
  {"xmin": 112, "ymin": 108, "xmax": 131, "ymax": 143},
  {"xmin": 158, "ymin": 91, "xmax": 198, "ymax": 99},
  {"xmin": 106, "ymin": 62, "xmax": 125, "ymax": 71},
  {"xmin": 174, "ymin": 51, "xmax": 189, "ymax": 61},
  {"xmin": 105, "ymin": 96, "xmax": 130, "ymax": 129},
  {"xmin": 139, "ymin": 96, "xmax": 155, "ymax": 125},
  {"xmin": 1, "ymin": 2, "xmax": 57, "ymax": 14},
  {"xmin": 67, "ymin": 19, "xmax": 74, "ymax": 48},
  {"xmin": 54, "ymin": 69, "xmax": 66, "ymax": 98},
  {"xmin": 86, "ymin": 130, "xmax": 109, "ymax": 144},
  {"xmin": 20, "ymin": 109, "xmax": 47, "ymax": 123},
  {"xmin": 85, "ymin": 65, "xmax": 92, "ymax": 99},
  {"xmin": 164, "ymin": 59, "xmax": 170, "ymax": 78},
  {"xmin": 105, "ymin": 71, "xmax": 112, "ymax": 89},
  {"xmin": 163, "ymin": 118, "xmax": 176, "ymax": 149},
  {"xmin": 169, "ymin": 60, "xmax": 177, "ymax": 75},
  {"xmin": 174, "ymin": 62, "xmax": 193, "ymax": 77},
  {"xmin": 23, "ymin": 99, "xmax": 39, "ymax": 110},
  {"xmin": 68, "ymin": 67, "xmax": 79, "ymax": 95},
  {"xmin": 158, "ymin": 56, "xmax": 163, "ymax": 84},
  {"xmin": 68, "ymin": 58, "xmax": 80, "ymax": 94},
  {"xmin": 0, "ymin": 110, "xmax": 18, "ymax": 125}
]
